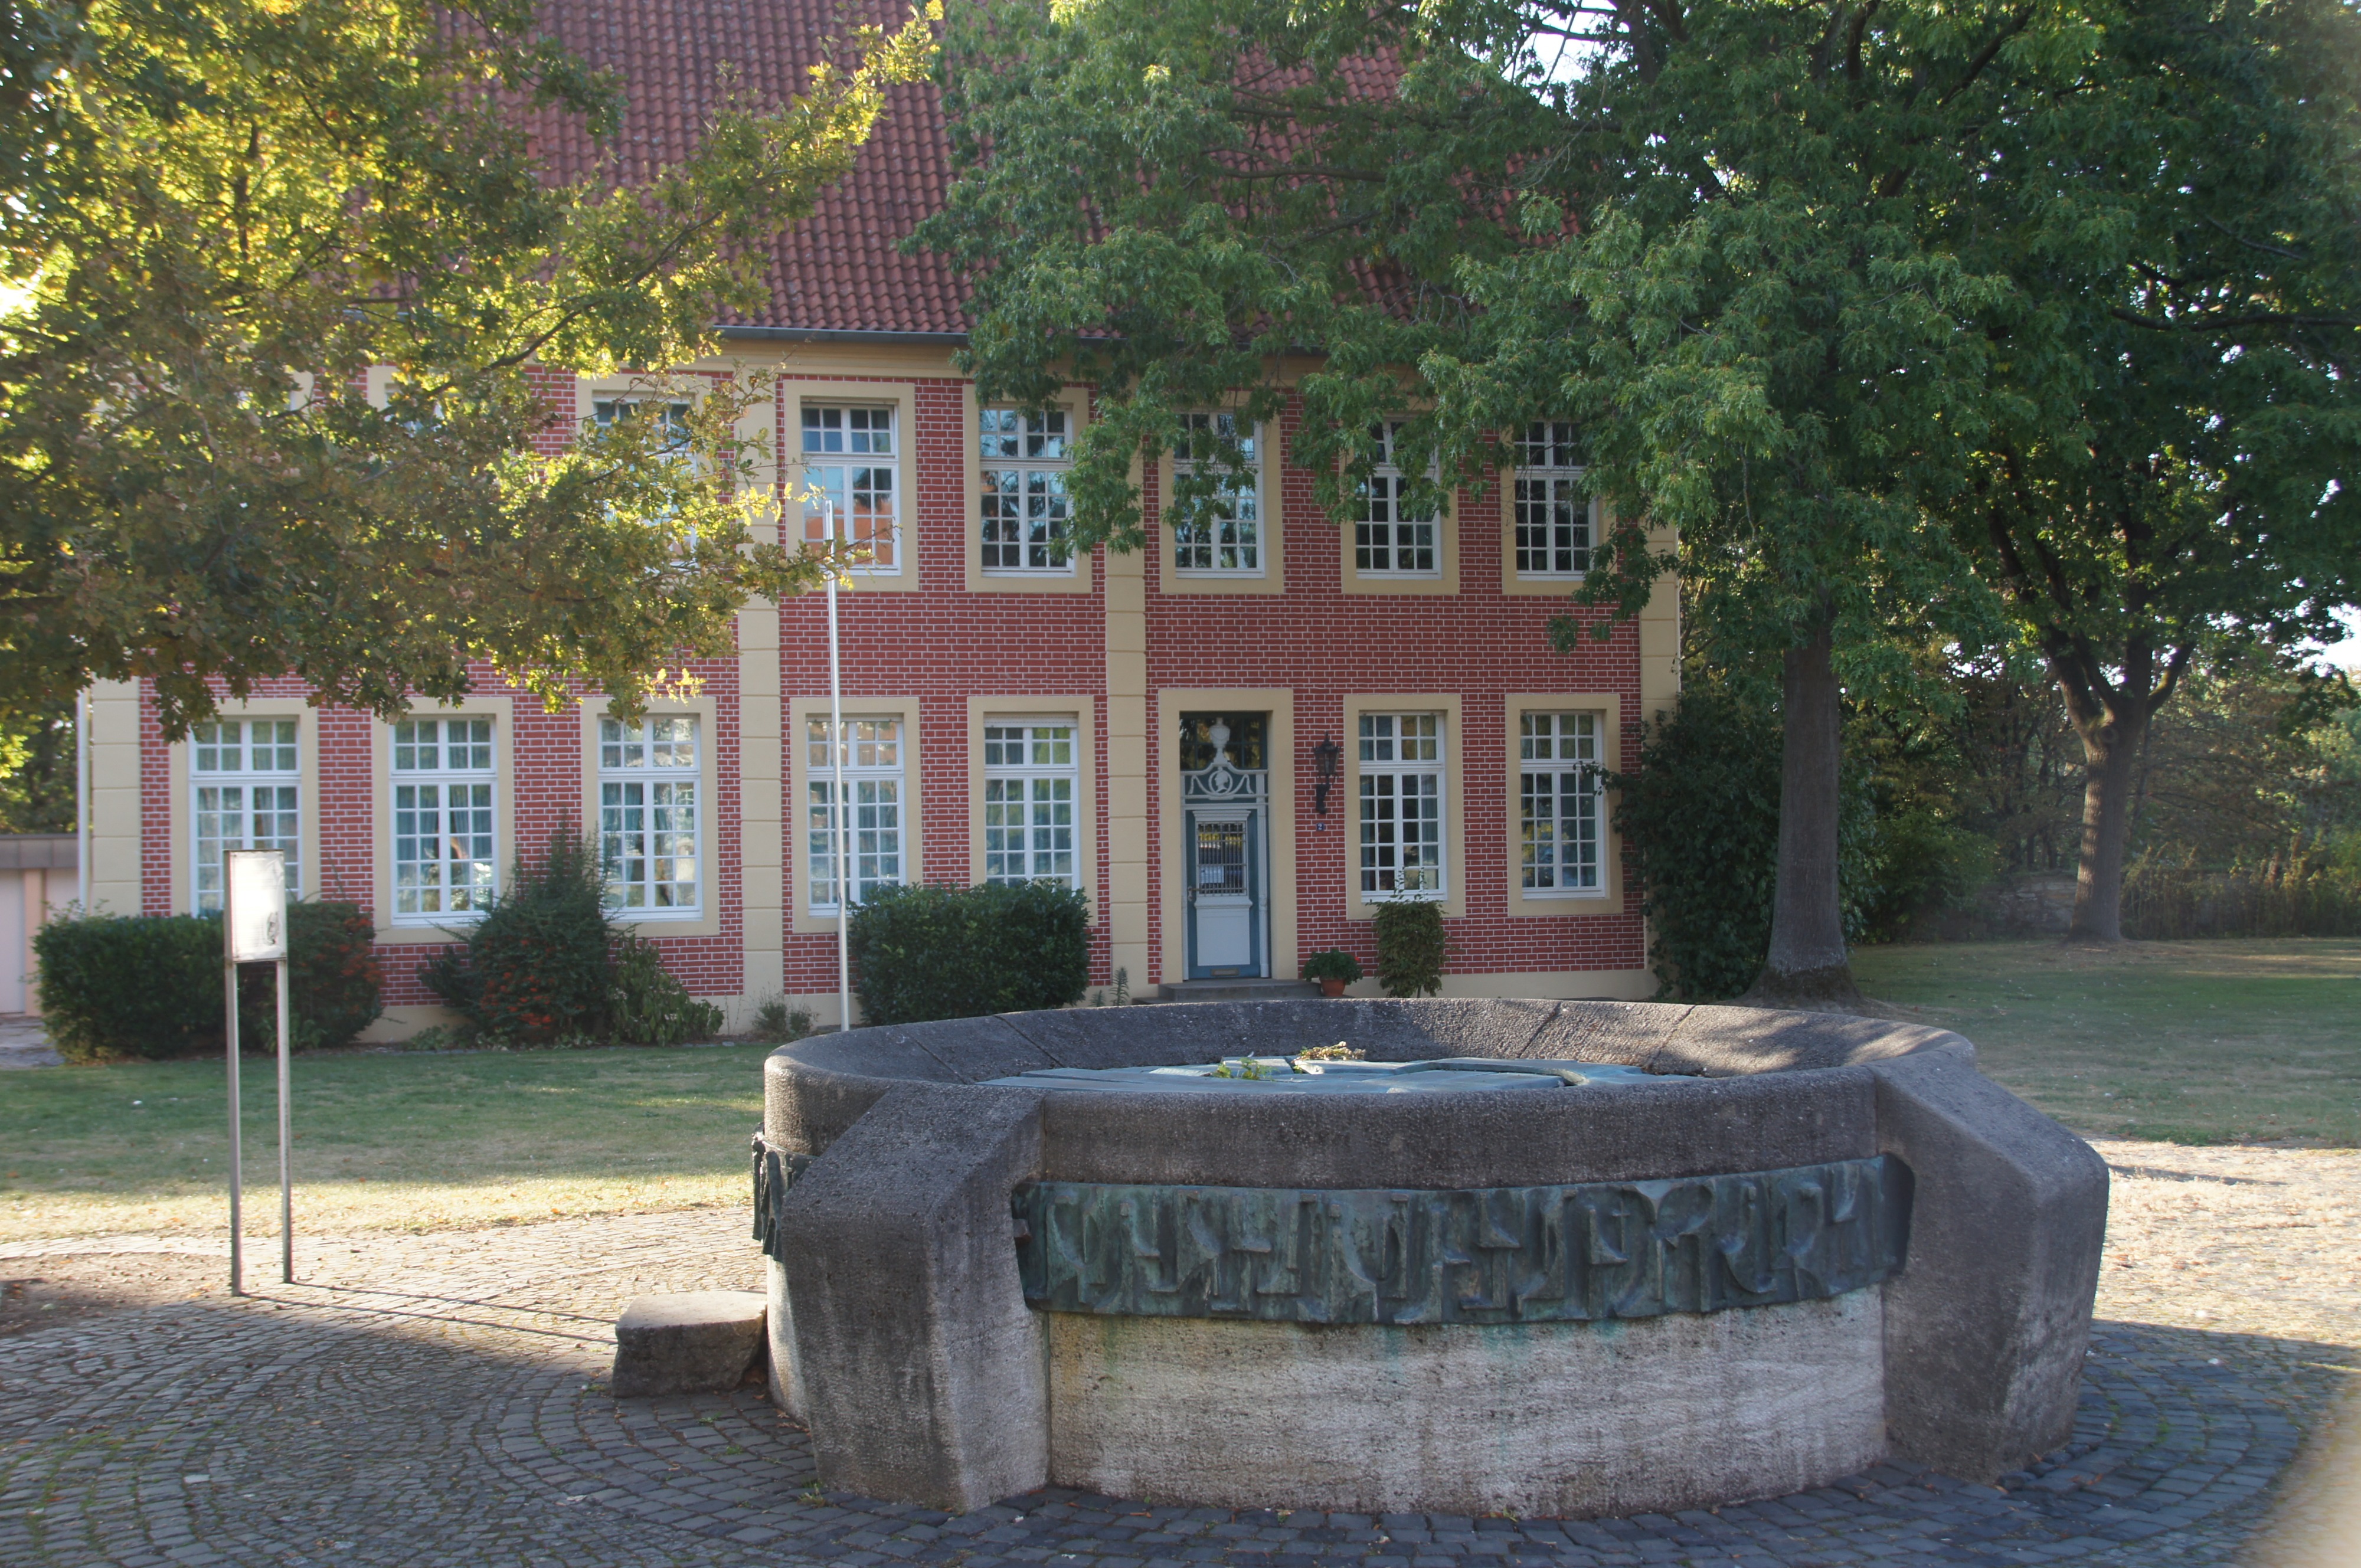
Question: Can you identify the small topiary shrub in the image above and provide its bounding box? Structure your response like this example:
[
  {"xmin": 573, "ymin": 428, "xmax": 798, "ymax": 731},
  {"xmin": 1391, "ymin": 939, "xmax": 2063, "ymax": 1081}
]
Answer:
[
  {"xmin": 1299, "ymin": 948, "xmax": 1364, "ymax": 987},
  {"xmin": 1371, "ymin": 899, "xmax": 1448, "ymax": 997},
  {"xmin": 36, "ymin": 901, "xmax": 384, "ymax": 1060},
  {"xmin": 609, "ymin": 932, "xmax": 725, "ymax": 1046},
  {"xmin": 848, "ymin": 881, "xmax": 1091, "ymax": 1024},
  {"xmin": 35, "ymin": 913, "xmax": 222, "ymax": 1062},
  {"xmin": 421, "ymin": 827, "xmax": 613, "ymax": 1044}
]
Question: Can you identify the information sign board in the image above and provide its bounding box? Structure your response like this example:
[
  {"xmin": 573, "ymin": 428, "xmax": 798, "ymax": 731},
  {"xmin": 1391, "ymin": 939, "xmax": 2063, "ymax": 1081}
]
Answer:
[{"xmin": 225, "ymin": 850, "xmax": 287, "ymax": 961}]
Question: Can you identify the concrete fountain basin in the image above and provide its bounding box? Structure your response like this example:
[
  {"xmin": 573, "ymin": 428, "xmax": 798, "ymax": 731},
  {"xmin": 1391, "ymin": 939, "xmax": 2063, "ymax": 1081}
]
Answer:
[{"xmin": 751, "ymin": 999, "xmax": 2106, "ymax": 1517}]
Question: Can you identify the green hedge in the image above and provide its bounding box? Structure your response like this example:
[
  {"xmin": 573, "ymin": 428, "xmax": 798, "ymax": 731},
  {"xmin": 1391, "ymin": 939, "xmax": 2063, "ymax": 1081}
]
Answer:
[
  {"xmin": 848, "ymin": 881, "xmax": 1091, "ymax": 1024},
  {"xmin": 1372, "ymin": 901, "xmax": 1447, "ymax": 997},
  {"xmin": 420, "ymin": 827, "xmax": 613, "ymax": 1043},
  {"xmin": 34, "ymin": 902, "xmax": 383, "ymax": 1062}
]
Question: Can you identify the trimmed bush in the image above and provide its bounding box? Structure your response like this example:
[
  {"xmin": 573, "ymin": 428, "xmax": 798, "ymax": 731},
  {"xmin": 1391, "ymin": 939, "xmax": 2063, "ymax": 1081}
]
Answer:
[
  {"xmin": 35, "ymin": 901, "xmax": 383, "ymax": 1062},
  {"xmin": 421, "ymin": 827, "xmax": 613, "ymax": 1043},
  {"xmin": 1371, "ymin": 899, "xmax": 1448, "ymax": 997},
  {"xmin": 35, "ymin": 913, "xmax": 222, "ymax": 1062},
  {"xmin": 848, "ymin": 881, "xmax": 1091, "ymax": 1024},
  {"xmin": 610, "ymin": 932, "xmax": 725, "ymax": 1045},
  {"xmin": 1299, "ymin": 948, "xmax": 1364, "ymax": 986}
]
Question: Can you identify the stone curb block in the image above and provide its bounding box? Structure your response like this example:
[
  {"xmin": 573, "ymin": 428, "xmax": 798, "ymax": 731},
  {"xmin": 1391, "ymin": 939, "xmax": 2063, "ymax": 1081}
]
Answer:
[{"xmin": 611, "ymin": 1290, "xmax": 767, "ymax": 1397}]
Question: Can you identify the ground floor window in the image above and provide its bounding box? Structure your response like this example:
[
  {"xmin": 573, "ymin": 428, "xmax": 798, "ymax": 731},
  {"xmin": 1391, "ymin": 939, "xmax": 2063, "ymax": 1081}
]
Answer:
[
  {"xmin": 808, "ymin": 716, "xmax": 905, "ymax": 911},
  {"xmin": 599, "ymin": 715, "xmax": 700, "ymax": 913},
  {"xmin": 391, "ymin": 717, "xmax": 496, "ymax": 922},
  {"xmin": 1520, "ymin": 711, "xmax": 1603, "ymax": 893},
  {"xmin": 191, "ymin": 718, "xmax": 299, "ymax": 913},
  {"xmin": 983, "ymin": 720, "xmax": 1078, "ymax": 886},
  {"xmin": 1359, "ymin": 712, "xmax": 1444, "ymax": 896}
]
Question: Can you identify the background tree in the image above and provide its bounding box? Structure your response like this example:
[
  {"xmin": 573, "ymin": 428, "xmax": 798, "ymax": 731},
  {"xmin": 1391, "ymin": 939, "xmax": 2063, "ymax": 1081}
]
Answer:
[
  {"xmin": 1948, "ymin": 0, "xmax": 2361, "ymax": 941},
  {"xmin": 0, "ymin": 0, "xmax": 936, "ymax": 736},
  {"xmin": 923, "ymin": 0, "xmax": 2101, "ymax": 1006}
]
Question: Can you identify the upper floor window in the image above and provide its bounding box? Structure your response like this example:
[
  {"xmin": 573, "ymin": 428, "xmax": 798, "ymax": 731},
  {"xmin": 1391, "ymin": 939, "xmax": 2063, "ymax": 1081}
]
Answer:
[
  {"xmin": 1355, "ymin": 421, "xmax": 1437, "ymax": 576},
  {"xmin": 599, "ymin": 715, "xmax": 700, "ymax": 914},
  {"xmin": 808, "ymin": 716, "xmax": 906, "ymax": 913},
  {"xmin": 1172, "ymin": 413, "xmax": 1261, "ymax": 574},
  {"xmin": 983, "ymin": 721, "xmax": 1078, "ymax": 887},
  {"xmin": 592, "ymin": 397, "xmax": 692, "ymax": 454},
  {"xmin": 979, "ymin": 408, "xmax": 1073, "ymax": 573},
  {"xmin": 1359, "ymin": 712, "xmax": 1444, "ymax": 898},
  {"xmin": 191, "ymin": 718, "xmax": 299, "ymax": 913},
  {"xmin": 391, "ymin": 718, "xmax": 496, "ymax": 923},
  {"xmin": 1515, "ymin": 423, "xmax": 1591, "ymax": 578},
  {"xmin": 1519, "ymin": 712, "xmax": 1604, "ymax": 894},
  {"xmin": 802, "ymin": 406, "xmax": 900, "ymax": 572}
]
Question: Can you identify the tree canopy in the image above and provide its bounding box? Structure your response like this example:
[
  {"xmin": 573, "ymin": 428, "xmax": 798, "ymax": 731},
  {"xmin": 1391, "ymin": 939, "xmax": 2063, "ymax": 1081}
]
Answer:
[
  {"xmin": 923, "ymin": 0, "xmax": 2361, "ymax": 984},
  {"xmin": 0, "ymin": 0, "xmax": 936, "ymax": 735}
]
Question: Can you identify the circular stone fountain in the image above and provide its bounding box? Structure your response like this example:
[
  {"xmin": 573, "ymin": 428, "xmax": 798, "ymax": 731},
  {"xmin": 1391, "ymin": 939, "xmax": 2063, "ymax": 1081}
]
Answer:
[{"xmin": 751, "ymin": 999, "xmax": 2107, "ymax": 1518}]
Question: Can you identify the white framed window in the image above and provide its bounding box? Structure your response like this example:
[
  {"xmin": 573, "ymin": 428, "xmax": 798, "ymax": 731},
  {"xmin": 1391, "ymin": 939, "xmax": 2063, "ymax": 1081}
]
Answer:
[
  {"xmin": 599, "ymin": 715, "xmax": 701, "ymax": 914},
  {"xmin": 391, "ymin": 718, "xmax": 496, "ymax": 922},
  {"xmin": 1515, "ymin": 423, "xmax": 1591, "ymax": 578},
  {"xmin": 983, "ymin": 721, "xmax": 1078, "ymax": 886},
  {"xmin": 592, "ymin": 397, "xmax": 692, "ymax": 452},
  {"xmin": 1359, "ymin": 713, "xmax": 1444, "ymax": 898},
  {"xmin": 979, "ymin": 407, "xmax": 1073, "ymax": 572},
  {"xmin": 808, "ymin": 716, "xmax": 907, "ymax": 912},
  {"xmin": 1520, "ymin": 712, "xmax": 1604, "ymax": 894},
  {"xmin": 1355, "ymin": 421, "xmax": 1438, "ymax": 576},
  {"xmin": 191, "ymin": 719, "xmax": 300, "ymax": 914},
  {"xmin": 802, "ymin": 405, "xmax": 900, "ymax": 572},
  {"xmin": 1172, "ymin": 413, "xmax": 1261, "ymax": 574}
]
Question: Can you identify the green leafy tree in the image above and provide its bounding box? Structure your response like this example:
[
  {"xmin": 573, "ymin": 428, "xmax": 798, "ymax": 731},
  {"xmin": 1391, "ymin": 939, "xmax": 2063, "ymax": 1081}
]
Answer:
[
  {"xmin": 1947, "ymin": 0, "xmax": 2361, "ymax": 941},
  {"xmin": 0, "ymin": 0, "xmax": 936, "ymax": 736},
  {"xmin": 921, "ymin": 0, "xmax": 2116, "ymax": 1004}
]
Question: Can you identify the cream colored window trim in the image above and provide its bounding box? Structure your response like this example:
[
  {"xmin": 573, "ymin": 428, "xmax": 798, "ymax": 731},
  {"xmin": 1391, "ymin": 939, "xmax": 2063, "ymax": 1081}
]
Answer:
[
  {"xmin": 1156, "ymin": 412, "xmax": 1280, "ymax": 595},
  {"xmin": 966, "ymin": 696, "xmax": 1098, "ymax": 919},
  {"xmin": 1504, "ymin": 693, "xmax": 1626, "ymax": 918},
  {"xmin": 964, "ymin": 382, "xmax": 1097, "ymax": 594},
  {"xmin": 1340, "ymin": 693, "xmax": 1465, "ymax": 920},
  {"xmin": 777, "ymin": 378, "xmax": 920, "ymax": 592},
  {"xmin": 580, "ymin": 695, "xmax": 723, "ymax": 936},
  {"xmin": 1154, "ymin": 687, "xmax": 1297, "ymax": 983},
  {"xmin": 169, "ymin": 698, "xmax": 320, "ymax": 918},
  {"xmin": 373, "ymin": 695, "xmax": 518, "ymax": 945},
  {"xmin": 789, "ymin": 695, "xmax": 924, "ymax": 937}
]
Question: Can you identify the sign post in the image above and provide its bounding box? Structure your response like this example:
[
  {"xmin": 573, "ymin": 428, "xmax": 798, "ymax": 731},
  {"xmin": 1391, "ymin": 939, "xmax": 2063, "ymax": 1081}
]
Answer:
[{"xmin": 224, "ymin": 849, "xmax": 290, "ymax": 1294}]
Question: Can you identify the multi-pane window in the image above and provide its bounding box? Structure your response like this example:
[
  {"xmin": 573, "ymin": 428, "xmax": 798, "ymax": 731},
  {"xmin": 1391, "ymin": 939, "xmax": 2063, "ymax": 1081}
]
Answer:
[
  {"xmin": 1355, "ymin": 421, "xmax": 1437, "ymax": 575},
  {"xmin": 1359, "ymin": 713, "xmax": 1444, "ymax": 898},
  {"xmin": 1520, "ymin": 712, "xmax": 1604, "ymax": 894},
  {"xmin": 983, "ymin": 721, "xmax": 1078, "ymax": 887},
  {"xmin": 802, "ymin": 406, "xmax": 900, "ymax": 571},
  {"xmin": 807, "ymin": 717, "xmax": 905, "ymax": 913},
  {"xmin": 979, "ymin": 408, "xmax": 1072, "ymax": 572},
  {"xmin": 391, "ymin": 718, "xmax": 496, "ymax": 922},
  {"xmin": 1172, "ymin": 413, "xmax": 1261, "ymax": 573},
  {"xmin": 592, "ymin": 397, "xmax": 692, "ymax": 452},
  {"xmin": 1514, "ymin": 423, "xmax": 1592, "ymax": 578},
  {"xmin": 191, "ymin": 719, "xmax": 300, "ymax": 913},
  {"xmin": 599, "ymin": 715, "xmax": 700, "ymax": 914}
]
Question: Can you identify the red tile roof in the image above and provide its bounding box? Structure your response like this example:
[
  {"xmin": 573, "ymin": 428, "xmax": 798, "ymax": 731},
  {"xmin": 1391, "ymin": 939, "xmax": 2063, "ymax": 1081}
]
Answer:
[{"xmin": 531, "ymin": 0, "xmax": 969, "ymax": 336}]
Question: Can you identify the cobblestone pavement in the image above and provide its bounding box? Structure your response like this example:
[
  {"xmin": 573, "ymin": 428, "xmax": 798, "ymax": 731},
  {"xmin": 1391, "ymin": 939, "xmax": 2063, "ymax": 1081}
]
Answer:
[
  {"xmin": 0, "ymin": 1014, "xmax": 61, "ymax": 1069},
  {"xmin": 1, "ymin": 1143, "xmax": 2355, "ymax": 1568}
]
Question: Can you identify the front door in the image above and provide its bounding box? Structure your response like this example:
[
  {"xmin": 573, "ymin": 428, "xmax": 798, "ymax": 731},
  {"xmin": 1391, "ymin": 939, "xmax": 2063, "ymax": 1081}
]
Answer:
[
  {"xmin": 1179, "ymin": 712, "xmax": 1270, "ymax": 980},
  {"xmin": 1186, "ymin": 806, "xmax": 1261, "ymax": 978}
]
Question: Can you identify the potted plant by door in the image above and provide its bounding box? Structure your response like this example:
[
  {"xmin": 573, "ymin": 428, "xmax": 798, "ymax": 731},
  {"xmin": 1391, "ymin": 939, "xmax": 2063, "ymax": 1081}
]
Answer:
[{"xmin": 1299, "ymin": 949, "xmax": 1364, "ymax": 999}]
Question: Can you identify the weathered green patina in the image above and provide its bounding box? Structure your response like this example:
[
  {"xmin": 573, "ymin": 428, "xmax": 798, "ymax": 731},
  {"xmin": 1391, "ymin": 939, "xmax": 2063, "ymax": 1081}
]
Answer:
[{"xmin": 1012, "ymin": 1158, "xmax": 1910, "ymax": 1325}]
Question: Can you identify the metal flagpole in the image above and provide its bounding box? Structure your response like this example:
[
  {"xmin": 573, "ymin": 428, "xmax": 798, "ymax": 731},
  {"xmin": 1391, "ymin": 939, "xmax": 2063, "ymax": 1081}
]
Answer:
[
  {"xmin": 276, "ymin": 957, "xmax": 293, "ymax": 1283},
  {"xmin": 825, "ymin": 497, "xmax": 852, "ymax": 1033}
]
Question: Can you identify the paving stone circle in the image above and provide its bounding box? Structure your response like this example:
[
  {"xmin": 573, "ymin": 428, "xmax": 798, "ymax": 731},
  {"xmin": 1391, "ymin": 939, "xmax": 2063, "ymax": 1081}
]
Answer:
[{"xmin": 0, "ymin": 1212, "xmax": 2340, "ymax": 1567}]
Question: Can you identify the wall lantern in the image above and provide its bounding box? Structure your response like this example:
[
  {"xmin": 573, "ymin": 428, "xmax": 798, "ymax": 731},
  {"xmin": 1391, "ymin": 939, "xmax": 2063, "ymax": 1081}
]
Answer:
[{"xmin": 1312, "ymin": 735, "xmax": 1342, "ymax": 817}]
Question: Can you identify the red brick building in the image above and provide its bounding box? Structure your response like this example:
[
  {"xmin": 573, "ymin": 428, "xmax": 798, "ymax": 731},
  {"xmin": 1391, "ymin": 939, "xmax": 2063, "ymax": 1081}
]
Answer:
[{"xmin": 79, "ymin": 0, "xmax": 1677, "ymax": 1029}]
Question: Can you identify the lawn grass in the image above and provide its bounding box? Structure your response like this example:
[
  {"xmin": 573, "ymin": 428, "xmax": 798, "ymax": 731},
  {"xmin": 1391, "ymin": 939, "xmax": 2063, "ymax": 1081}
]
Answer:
[
  {"xmin": 0, "ymin": 1042, "xmax": 770, "ymax": 1242},
  {"xmin": 1852, "ymin": 938, "xmax": 2361, "ymax": 1147}
]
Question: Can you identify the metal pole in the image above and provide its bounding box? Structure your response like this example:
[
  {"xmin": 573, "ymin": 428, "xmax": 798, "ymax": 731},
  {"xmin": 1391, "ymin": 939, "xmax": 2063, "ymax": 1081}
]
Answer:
[
  {"xmin": 825, "ymin": 497, "xmax": 852, "ymax": 1034},
  {"xmin": 224, "ymin": 950, "xmax": 242, "ymax": 1297},
  {"xmin": 276, "ymin": 957, "xmax": 293, "ymax": 1284}
]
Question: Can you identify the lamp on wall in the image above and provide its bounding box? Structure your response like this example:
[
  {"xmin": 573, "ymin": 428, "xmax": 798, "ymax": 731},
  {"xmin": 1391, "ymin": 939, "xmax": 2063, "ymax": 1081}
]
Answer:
[{"xmin": 1312, "ymin": 735, "xmax": 1342, "ymax": 819}]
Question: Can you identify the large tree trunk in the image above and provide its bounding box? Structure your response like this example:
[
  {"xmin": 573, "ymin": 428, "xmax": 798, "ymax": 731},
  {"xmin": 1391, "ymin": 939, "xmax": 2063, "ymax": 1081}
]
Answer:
[
  {"xmin": 1744, "ymin": 621, "xmax": 1863, "ymax": 1009},
  {"xmin": 2062, "ymin": 692, "xmax": 2151, "ymax": 943}
]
